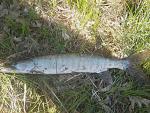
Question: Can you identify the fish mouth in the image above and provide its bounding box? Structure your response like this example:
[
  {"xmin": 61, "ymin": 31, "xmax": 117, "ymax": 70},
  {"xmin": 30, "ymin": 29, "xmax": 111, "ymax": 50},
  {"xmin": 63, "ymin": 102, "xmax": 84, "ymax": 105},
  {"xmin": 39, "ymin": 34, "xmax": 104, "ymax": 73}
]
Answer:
[{"xmin": 0, "ymin": 67, "xmax": 13, "ymax": 73}]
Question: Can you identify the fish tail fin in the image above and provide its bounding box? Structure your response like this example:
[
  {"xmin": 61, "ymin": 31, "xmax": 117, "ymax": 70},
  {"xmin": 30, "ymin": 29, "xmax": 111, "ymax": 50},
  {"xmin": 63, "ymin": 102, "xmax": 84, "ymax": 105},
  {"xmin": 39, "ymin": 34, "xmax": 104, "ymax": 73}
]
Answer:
[
  {"xmin": 128, "ymin": 49, "xmax": 150, "ymax": 65},
  {"xmin": 126, "ymin": 49, "xmax": 150, "ymax": 85}
]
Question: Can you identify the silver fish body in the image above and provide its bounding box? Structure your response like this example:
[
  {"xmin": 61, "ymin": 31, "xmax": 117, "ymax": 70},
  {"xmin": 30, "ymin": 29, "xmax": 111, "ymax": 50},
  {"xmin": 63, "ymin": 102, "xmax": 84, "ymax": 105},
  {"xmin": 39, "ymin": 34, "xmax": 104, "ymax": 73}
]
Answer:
[{"xmin": 0, "ymin": 54, "xmax": 130, "ymax": 74}]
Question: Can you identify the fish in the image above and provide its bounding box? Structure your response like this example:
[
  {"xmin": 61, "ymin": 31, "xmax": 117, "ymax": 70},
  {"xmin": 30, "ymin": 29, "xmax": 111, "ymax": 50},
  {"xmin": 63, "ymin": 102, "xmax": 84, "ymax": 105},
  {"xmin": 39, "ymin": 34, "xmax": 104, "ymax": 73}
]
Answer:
[
  {"xmin": 0, "ymin": 54, "xmax": 129, "ymax": 74},
  {"xmin": 0, "ymin": 49, "xmax": 149, "ymax": 83}
]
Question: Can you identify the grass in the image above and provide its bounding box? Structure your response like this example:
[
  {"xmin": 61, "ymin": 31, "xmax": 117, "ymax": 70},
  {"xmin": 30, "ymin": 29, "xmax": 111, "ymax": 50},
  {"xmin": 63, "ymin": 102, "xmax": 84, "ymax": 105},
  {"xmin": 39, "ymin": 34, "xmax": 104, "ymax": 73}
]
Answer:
[
  {"xmin": 142, "ymin": 59, "xmax": 150, "ymax": 76},
  {"xmin": 0, "ymin": 74, "xmax": 59, "ymax": 113},
  {"xmin": 123, "ymin": 0, "xmax": 150, "ymax": 54},
  {"xmin": 67, "ymin": 0, "xmax": 100, "ymax": 29},
  {"xmin": 123, "ymin": 0, "xmax": 150, "ymax": 76},
  {"xmin": 0, "ymin": 0, "xmax": 150, "ymax": 113}
]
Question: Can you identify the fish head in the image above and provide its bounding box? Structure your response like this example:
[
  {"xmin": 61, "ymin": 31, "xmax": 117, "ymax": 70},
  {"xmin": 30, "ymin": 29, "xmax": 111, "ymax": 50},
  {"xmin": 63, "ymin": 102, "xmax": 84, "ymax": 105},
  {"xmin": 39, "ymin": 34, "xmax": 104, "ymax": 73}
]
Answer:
[{"xmin": 12, "ymin": 60, "xmax": 35, "ymax": 73}]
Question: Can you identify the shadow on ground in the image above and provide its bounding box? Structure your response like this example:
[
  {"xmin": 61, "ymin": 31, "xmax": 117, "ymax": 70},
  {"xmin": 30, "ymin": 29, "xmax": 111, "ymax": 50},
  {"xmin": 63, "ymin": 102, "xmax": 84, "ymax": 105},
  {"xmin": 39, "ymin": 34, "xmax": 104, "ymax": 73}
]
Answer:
[{"xmin": 0, "ymin": 0, "xmax": 115, "ymax": 61}]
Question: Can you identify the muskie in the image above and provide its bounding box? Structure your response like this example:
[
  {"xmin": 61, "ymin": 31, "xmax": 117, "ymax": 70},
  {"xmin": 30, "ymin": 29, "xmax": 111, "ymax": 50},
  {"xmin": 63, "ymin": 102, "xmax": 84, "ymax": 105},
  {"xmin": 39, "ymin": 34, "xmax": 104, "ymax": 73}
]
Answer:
[{"xmin": 0, "ymin": 49, "xmax": 149, "ymax": 82}]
